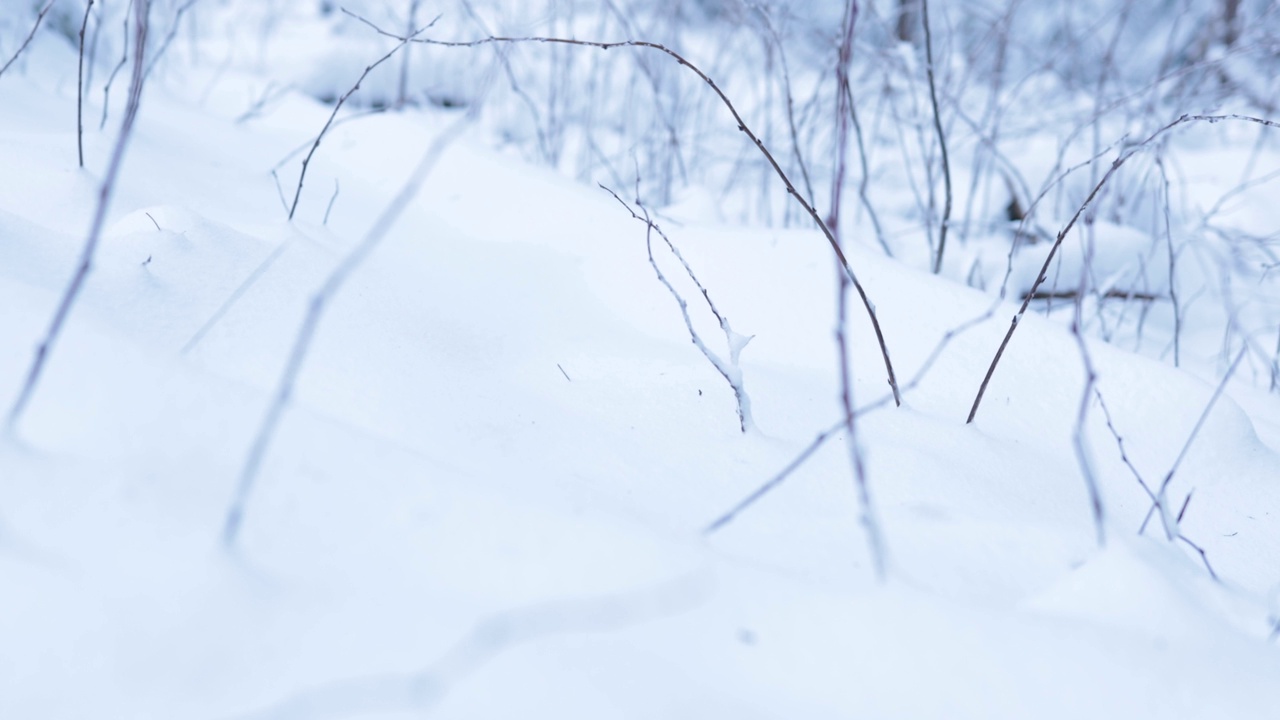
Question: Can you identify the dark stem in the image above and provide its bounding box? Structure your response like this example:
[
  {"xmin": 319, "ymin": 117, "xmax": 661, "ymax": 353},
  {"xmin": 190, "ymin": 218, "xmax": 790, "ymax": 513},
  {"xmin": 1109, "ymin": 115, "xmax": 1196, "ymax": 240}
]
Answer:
[
  {"xmin": 8, "ymin": 0, "xmax": 151, "ymax": 433},
  {"xmin": 0, "ymin": 0, "xmax": 56, "ymax": 80},
  {"xmin": 78, "ymin": 0, "xmax": 96, "ymax": 168},
  {"xmin": 343, "ymin": 10, "xmax": 903, "ymax": 407},
  {"xmin": 921, "ymin": 0, "xmax": 952, "ymax": 274}
]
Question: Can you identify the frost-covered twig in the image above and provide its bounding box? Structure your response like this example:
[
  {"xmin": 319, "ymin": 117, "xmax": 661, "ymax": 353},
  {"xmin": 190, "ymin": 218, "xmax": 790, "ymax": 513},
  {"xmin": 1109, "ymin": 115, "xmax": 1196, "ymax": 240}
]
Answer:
[
  {"xmin": 344, "ymin": 13, "xmax": 903, "ymax": 407},
  {"xmin": 1068, "ymin": 233, "xmax": 1106, "ymax": 547},
  {"xmin": 227, "ymin": 571, "xmax": 709, "ymax": 718},
  {"xmin": 222, "ymin": 111, "xmax": 475, "ymax": 548},
  {"xmin": 0, "ymin": 0, "xmax": 56, "ymax": 80},
  {"xmin": 600, "ymin": 184, "xmax": 754, "ymax": 433},
  {"xmin": 8, "ymin": 0, "xmax": 150, "ymax": 433},
  {"xmin": 968, "ymin": 113, "xmax": 1280, "ymax": 424}
]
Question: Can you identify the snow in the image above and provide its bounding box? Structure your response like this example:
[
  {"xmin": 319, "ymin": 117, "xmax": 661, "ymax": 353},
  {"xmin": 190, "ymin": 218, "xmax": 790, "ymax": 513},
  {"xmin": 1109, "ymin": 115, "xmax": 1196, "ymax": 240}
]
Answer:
[{"xmin": 2, "ymin": 2, "xmax": 1280, "ymax": 718}]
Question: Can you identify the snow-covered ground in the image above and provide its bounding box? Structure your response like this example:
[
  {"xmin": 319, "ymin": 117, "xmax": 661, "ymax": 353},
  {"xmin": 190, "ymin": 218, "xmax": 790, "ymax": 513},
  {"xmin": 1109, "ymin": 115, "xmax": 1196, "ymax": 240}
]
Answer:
[{"xmin": 2, "ymin": 2, "xmax": 1280, "ymax": 718}]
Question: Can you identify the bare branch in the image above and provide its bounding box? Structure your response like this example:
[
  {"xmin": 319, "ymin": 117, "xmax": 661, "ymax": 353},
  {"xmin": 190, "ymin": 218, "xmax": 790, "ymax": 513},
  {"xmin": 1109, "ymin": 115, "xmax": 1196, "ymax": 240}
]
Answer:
[
  {"xmin": 921, "ymin": 0, "xmax": 953, "ymax": 273},
  {"xmin": 968, "ymin": 113, "xmax": 1280, "ymax": 424},
  {"xmin": 600, "ymin": 184, "xmax": 753, "ymax": 433},
  {"xmin": 222, "ymin": 112, "xmax": 475, "ymax": 548},
  {"xmin": 0, "ymin": 0, "xmax": 56, "ymax": 80},
  {"xmin": 286, "ymin": 16, "xmax": 438, "ymax": 221},
  {"xmin": 704, "ymin": 420, "xmax": 843, "ymax": 535},
  {"xmin": 8, "ymin": 0, "xmax": 151, "ymax": 433},
  {"xmin": 343, "ymin": 12, "xmax": 903, "ymax": 407},
  {"xmin": 77, "ymin": 0, "xmax": 95, "ymax": 167}
]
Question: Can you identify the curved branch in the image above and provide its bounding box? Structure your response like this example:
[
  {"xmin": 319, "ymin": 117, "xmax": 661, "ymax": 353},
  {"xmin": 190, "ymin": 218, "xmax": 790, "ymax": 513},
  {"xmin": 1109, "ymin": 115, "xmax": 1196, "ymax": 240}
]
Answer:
[{"xmin": 342, "ymin": 10, "xmax": 902, "ymax": 405}]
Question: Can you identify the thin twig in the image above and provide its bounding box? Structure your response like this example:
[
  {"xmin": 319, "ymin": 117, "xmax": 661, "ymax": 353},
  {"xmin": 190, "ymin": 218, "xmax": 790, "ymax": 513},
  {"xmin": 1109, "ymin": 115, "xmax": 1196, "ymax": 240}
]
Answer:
[
  {"xmin": 222, "ymin": 112, "xmax": 475, "ymax": 548},
  {"xmin": 0, "ymin": 0, "xmax": 56, "ymax": 80},
  {"xmin": 141, "ymin": 0, "xmax": 199, "ymax": 84},
  {"xmin": 831, "ymin": 0, "xmax": 887, "ymax": 580},
  {"xmin": 842, "ymin": 81, "xmax": 891, "ymax": 256},
  {"xmin": 1069, "ymin": 229, "xmax": 1106, "ymax": 547},
  {"xmin": 77, "ymin": 0, "xmax": 96, "ymax": 167},
  {"xmin": 286, "ymin": 17, "xmax": 438, "ymax": 221},
  {"xmin": 967, "ymin": 113, "xmax": 1280, "ymax": 424},
  {"xmin": 323, "ymin": 179, "xmax": 339, "ymax": 226},
  {"xmin": 182, "ymin": 240, "xmax": 291, "ymax": 355},
  {"xmin": 703, "ymin": 305, "xmax": 997, "ymax": 535},
  {"xmin": 704, "ymin": 420, "xmax": 843, "ymax": 535},
  {"xmin": 344, "ymin": 12, "xmax": 903, "ymax": 407},
  {"xmin": 8, "ymin": 0, "xmax": 151, "ymax": 433},
  {"xmin": 100, "ymin": 5, "xmax": 132, "ymax": 130},
  {"xmin": 921, "ymin": 0, "xmax": 952, "ymax": 273}
]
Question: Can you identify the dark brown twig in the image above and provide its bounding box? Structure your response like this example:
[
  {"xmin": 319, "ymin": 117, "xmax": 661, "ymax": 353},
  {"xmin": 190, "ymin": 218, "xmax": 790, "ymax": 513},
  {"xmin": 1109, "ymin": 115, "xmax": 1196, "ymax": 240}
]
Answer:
[
  {"xmin": 1024, "ymin": 289, "xmax": 1165, "ymax": 302},
  {"xmin": 8, "ymin": 0, "xmax": 151, "ymax": 433},
  {"xmin": 967, "ymin": 113, "xmax": 1280, "ymax": 424},
  {"xmin": 600, "ymin": 184, "xmax": 753, "ymax": 433}
]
